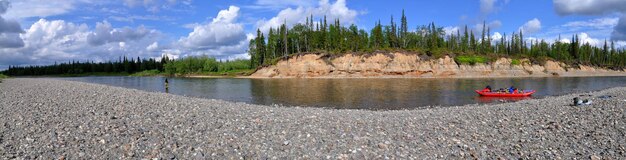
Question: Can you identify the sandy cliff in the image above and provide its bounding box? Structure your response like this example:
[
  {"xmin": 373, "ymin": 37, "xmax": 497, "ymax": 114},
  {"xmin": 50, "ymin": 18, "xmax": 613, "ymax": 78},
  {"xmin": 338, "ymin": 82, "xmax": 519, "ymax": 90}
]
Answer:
[{"xmin": 250, "ymin": 53, "xmax": 626, "ymax": 78}]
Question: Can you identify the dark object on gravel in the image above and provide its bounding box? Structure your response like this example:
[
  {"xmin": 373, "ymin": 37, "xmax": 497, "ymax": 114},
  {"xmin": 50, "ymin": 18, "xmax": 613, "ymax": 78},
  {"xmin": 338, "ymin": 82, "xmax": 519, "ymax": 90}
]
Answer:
[
  {"xmin": 597, "ymin": 95, "xmax": 614, "ymax": 99},
  {"xmin": 573, "ymin": 97, "xmax": 592, "ymax": 106}
]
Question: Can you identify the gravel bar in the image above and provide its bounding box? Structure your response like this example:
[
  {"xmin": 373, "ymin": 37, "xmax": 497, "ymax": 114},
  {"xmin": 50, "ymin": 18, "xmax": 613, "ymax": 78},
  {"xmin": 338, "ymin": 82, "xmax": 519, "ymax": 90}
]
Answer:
[{"xmin": 1, "ymin": 78, "xmax": 625, "ymax": 159}]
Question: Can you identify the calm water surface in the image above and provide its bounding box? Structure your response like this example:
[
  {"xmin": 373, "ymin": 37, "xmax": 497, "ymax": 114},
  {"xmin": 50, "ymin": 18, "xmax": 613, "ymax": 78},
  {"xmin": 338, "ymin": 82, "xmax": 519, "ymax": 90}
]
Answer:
[{"xmin": 62, "ymin": 76, "xmax": 626, "ymax": 110}]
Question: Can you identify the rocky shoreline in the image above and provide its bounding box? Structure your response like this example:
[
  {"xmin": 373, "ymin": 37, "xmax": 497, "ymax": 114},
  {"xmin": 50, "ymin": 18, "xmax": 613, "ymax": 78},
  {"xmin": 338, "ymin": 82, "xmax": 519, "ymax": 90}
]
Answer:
[{"xmin": 1, "ymin": 78, "xmax": 625, "ymax": 159}]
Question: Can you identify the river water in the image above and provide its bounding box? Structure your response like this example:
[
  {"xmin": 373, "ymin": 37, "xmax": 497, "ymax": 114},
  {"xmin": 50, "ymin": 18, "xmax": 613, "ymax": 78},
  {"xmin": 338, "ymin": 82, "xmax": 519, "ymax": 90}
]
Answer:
[{"xmin": 62, "ymin": 76, "xmax": 626, "ymax": 110}]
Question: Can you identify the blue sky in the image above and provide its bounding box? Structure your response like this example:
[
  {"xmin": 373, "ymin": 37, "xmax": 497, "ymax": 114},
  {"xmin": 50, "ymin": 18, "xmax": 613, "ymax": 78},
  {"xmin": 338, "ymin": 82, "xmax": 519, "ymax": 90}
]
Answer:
[{"xmin": 0, "ymin": 0, "xmax": 625, "ymax": 70}]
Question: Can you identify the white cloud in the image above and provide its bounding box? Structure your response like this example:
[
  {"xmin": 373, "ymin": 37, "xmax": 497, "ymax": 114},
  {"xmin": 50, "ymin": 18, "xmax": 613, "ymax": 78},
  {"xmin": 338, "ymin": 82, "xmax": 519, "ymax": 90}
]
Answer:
[
  {"xmin": 491, "ymin": 32, "xmax": 502, "ymax": 40},
  {"xmin": 0, "ymin": 19, "xmax": 162, "ymax": 69},
  {"xmin": 612, "ymin": 15, "xmax": 626, "ymax": 41},
  {"xmin": 563, "ymin": 17, "xmax": 619, "ymax": 28},
  {"xmin": 0, "ymin": 0, "xmax": 8, "ymax": 14},
  {"xmin": 256, "ymin": 0, "xmax": 359, "ymax": 33},
  {"xmin": 173, "ymin": 6, "xmax": 252, "ymax": 60},
  {"xmin": 87, "ymin": 21, "xmax": 152, "ymax": 46},
  {"xmin": 519, "ymin": 18, "xmax": 542, "ymax": 34},
  {"xmin": 552, "ymin": 0, "xmax": 626, "ymax": 41},
  {"xmin": 146, "ymin": 42, "xmax": 159, "ymax": 51},
  {"xmin": 578, "ymin": 32, "xmax": 602, "ymax": 46},
  {"xmin": 178, "ymin": 6, "xmax": 246, "ymax": 50},
  {"xmin": 443, "ymin": 26, "xmax": 458, "ymax": 36},
  {"xmin": 0, "ymin": 0, "xmax": 23, "ymax": 48},
  {"xmin": 0, "ymin": 33, "xmax": 22, "ymax": 48}
]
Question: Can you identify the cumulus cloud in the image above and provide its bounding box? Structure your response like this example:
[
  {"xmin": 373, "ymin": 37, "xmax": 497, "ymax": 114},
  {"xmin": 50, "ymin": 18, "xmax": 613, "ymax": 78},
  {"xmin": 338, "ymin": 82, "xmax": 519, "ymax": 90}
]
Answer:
[
  {"xmin": 0, "ymin": 17, "xmax": 21, "ymax": 33},
  {"xmin": 491, "ymin": 32, "xmax": 503, "ymax": 40},
  {"xmin": 0, "ymin": 0, "xmax": 23, "ymax": 49},
  {"xmin": 0, "ymin": 0, "xmax": 9, "ymax": 14},
  {"xmin": 612, "ymin": 15, "xmax": 626, "ymax": 41},
  {"xmin": 0, "ymin": 33, "xmax": 23, "ymax": 48},
  {"xmin": 173, "ymin": 6, "xmax": 252, "ymax": 60},
  {"xmin": 0, "ymin": 19, "xmax": 162, "ymax": 69},
  {"xmin": 578, "ymin": 32, "xmax": 603, "ymax": 46},
  {"xmin": 256, "ymin": 0, "xmax": 359, "ymax": 33},
  {"xmin": 552, "ymin": 0, "xmax": 626, "ymax": 41},
  {"xmin": 146, "ymin": 42, "xmax": 159, "ymax": 51},
  {"xmin": 553, "ymin": 0, "xmax": 626, "ymax": 16},
  {"xmin": 87, "ymin": 21, "xmax": 151, "ymax": 46},
  {"xmin": 519, "ymin": 18, "xmax": 542, "ymax": 34},
  {"xmin": 443, "ymin": 26, "xmax": 459, "ymax": 36},
  {"xmin": 178, "ymin": 6, "xmax": 246, "ymax": 50}
]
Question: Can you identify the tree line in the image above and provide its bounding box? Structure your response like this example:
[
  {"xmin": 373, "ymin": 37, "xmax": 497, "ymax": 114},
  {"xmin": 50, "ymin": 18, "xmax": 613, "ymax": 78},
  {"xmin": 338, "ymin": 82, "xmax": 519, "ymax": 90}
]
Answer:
[
  {"xmin": 2, "ymin": 55, "xmax": 253, "ymax": 76},
  {"xmin": 3, "ymin": 56, "xmax": 170, "ymax": 76},
  {"xmin": 248, "ymin": 11, "xmax": 626, "ymax": 69},
  {"xmin": 162, "ymin": 56, "xmax": 251, "ymax": 74}
]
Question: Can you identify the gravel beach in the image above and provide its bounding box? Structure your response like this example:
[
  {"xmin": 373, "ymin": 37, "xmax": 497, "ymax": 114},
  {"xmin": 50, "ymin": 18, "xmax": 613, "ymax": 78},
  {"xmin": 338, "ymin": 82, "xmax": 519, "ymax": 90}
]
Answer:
[{"xmin": 1, "ymin": 78, "xmax": 625, "ymax": 159}]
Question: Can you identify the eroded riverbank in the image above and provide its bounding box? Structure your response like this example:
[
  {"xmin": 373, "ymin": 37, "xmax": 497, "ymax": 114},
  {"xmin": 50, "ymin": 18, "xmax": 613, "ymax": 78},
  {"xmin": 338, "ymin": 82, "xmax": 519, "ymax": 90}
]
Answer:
[{"xmin": 1, "ymin": 78, "xmax": 625, "ymax": 159}]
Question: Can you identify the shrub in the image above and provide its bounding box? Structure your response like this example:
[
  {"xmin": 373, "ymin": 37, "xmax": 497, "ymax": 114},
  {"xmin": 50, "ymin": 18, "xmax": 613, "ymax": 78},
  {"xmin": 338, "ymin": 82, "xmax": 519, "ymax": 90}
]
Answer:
[
  {"xmin": 163, "ymin": 56, "xmax": 252, "ymax": 75},
  {"xmin": 511, "ymin": 59, "xmax": 521, "ymax": 65},
  {"xmin": 130, "ymin": 69, "xmax": 161, "ymax": 76},
  {"xmin": 454, "ymin": 55, "xmax": 489, "ymax": 65}
]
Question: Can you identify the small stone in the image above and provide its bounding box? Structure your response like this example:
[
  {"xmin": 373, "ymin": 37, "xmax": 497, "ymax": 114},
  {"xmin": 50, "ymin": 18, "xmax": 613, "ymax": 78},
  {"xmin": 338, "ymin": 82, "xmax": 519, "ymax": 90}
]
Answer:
[
  {"xmin": 590, "ymin": 155, "xmax": 601, "ymax": 160},
  {"xmin": 283, "ymin": 141, "xmax": 290, "ymax": 146},
  {"xmin": 378, "ymin": 143, "xmax": 388, "ymax": 149}
]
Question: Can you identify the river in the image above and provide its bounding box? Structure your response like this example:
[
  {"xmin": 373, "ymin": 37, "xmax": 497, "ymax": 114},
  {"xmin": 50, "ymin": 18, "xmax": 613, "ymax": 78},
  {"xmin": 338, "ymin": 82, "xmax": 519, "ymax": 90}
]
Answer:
[{"xmin": 61, "ymin": 76, "xmax": 626, "ymax": 110}]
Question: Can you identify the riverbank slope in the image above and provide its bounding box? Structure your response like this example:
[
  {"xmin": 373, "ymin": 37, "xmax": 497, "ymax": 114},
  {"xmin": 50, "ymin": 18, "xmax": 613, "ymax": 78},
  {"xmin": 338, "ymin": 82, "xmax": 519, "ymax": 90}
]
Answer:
[
  {"xmin": 251, "ymin": 53, "xmax": 626, "ymax": 78},
  {"xmin": 1, "ymin": 78, "xmax": 625, "ymax": 159}
]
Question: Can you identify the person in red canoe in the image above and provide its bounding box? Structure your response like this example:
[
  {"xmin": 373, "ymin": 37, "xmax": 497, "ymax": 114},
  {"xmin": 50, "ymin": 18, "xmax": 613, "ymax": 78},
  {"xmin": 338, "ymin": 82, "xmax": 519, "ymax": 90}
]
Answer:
[
  {"xmin": 513, "ymin": 88, "xmax": 519, "ymax": 94},
  {"xmin": 482, "ymin": 85, "xmax": 492, "ymax": 92}
]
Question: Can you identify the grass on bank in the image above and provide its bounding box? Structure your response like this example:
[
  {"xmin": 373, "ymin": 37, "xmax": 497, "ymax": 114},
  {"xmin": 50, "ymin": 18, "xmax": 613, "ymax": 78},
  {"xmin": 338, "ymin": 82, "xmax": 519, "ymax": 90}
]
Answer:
[
  {"xmin": 130, "ymin": 69, "xmax": 162, "ymax": 76},
  {"xmin": 130, "ymin": 69, "xmax": 255, "ymax": 77},
  {"xmin": 454, "ymin": 55, "xmax": 490, "ymax": 65},
  {"xmin": 0, "ymin": 73, "xmax": 8, "ymax": 83}
]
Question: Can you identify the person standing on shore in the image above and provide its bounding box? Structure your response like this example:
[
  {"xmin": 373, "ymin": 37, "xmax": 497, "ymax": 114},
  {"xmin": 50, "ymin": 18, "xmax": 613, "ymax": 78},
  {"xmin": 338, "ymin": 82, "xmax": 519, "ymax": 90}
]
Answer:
[{"xmin": 165, "ymin": 78, "xmax": 169, "ymax": 93}]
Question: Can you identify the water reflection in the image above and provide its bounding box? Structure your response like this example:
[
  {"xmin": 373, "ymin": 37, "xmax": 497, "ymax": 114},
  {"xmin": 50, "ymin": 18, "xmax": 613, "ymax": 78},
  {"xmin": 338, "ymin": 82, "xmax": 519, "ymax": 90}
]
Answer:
[{"xmin": 62, "ymin": 76, "xmax": 626, "ymax": 110}]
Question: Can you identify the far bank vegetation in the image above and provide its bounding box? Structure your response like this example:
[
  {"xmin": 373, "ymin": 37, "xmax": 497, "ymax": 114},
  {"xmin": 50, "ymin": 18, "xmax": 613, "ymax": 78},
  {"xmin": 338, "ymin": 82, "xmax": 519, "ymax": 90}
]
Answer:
[{"xmin": 248, "ymin": 10, "xmax": 626, "ymax": 69}]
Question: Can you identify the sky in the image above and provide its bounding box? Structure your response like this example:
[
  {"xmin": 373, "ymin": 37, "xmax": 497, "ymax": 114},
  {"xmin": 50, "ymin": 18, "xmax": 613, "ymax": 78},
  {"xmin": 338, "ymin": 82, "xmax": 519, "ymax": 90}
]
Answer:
[{"xmin": 1, "ymin": 0, "xmax": 626, "ymax": 70}]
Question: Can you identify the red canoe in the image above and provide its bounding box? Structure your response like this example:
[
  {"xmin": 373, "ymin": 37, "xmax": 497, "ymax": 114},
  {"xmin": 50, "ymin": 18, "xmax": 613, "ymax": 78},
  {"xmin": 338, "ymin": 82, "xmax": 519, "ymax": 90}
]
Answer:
[{"xmin": 475, "ymin": 90, "xmax": 536, "ymax": 97}]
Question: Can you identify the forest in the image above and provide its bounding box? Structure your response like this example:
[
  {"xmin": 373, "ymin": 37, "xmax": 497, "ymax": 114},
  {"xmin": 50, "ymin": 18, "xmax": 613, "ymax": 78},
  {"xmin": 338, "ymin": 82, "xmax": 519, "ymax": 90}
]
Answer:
[
  {"xmin": 248, "ymin": 11, "xmax": 626, "ymax": 69},
  {"xmin": 3, "ymin": 11, "xmax": 626, "ymax": 76},
  {"xmin": 2, "ymin": 56, "xmax": 252, "ymax": 76},
  {"xmin": 3, "ymin": 56, "xmax": 169, "ymax": 76}
]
